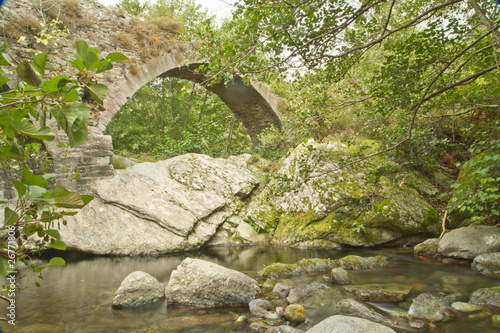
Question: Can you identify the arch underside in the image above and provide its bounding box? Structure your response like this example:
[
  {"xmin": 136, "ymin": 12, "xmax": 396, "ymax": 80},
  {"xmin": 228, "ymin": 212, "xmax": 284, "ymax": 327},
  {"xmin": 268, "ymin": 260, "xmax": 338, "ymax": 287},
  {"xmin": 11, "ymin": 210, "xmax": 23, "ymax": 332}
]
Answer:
[
  {"xmin": 100, "ymin": 53, "xmax": 283, "ymax": 140},
  {"xmin": 160, "ymin": 64, "xmax": 282, "ymax": 138}
]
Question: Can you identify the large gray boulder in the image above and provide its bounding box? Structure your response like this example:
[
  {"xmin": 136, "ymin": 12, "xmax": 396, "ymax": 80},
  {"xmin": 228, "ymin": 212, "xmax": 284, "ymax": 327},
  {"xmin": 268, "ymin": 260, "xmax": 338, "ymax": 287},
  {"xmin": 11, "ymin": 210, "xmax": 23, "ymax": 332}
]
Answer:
[
  {"xmin": 165, "ymin": 258, "xmax": 260, "ymax": 307},
  {"xmin": 245, "ymin": 140, "xmax": 439, "ymax": 249},
  {"xmin": 112, "ymin": 271, "xmax": 165, "ymax": 309},
  {"xmin": 472, "ymin": 252, "xmax": 500, "ymax": 277},
  {"xmin": 60, "ymin": 154, "xmax": 261, "ymax": 255},
  {"xmin": 306, "ymin": 315, "xmax": 396, "ymax": 333},
  {"xmin": 438, "ymin": 226, "xmax": 500, "ymax": 259}
]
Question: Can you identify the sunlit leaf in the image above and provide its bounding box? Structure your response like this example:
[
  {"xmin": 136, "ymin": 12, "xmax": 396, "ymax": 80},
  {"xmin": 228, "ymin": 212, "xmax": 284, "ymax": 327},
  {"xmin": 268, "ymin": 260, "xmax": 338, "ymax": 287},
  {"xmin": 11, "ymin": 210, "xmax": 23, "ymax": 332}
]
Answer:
[
  {"xmin": 48, "ymin": 257, "xmax": 66, "ymax": 267},
  {"xmin": 88, "ymin": 83, "xmax": 108, "ymax": 105},
  {"xmin": 32, "ymin": 52, "xmax": 48, "ymax": 76},
  {"xmin": 12, "ymin": 120, "xmax": 55, "ymax": 141}
]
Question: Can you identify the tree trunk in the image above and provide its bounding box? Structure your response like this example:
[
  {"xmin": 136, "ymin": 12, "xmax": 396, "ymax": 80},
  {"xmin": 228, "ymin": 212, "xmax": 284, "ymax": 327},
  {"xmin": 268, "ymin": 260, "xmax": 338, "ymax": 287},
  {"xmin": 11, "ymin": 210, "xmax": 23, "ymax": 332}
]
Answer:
[{"xmin": 225, "ymin": 115, "xmax": 236, "ymax": 154}]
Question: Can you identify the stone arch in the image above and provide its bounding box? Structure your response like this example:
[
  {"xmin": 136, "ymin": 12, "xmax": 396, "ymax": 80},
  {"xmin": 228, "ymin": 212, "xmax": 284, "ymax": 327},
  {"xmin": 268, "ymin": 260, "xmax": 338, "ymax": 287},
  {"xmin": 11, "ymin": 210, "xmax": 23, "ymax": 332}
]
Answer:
[{"xmin": 99, "ymin": 52, "xmax": 283, "ymax": 139}]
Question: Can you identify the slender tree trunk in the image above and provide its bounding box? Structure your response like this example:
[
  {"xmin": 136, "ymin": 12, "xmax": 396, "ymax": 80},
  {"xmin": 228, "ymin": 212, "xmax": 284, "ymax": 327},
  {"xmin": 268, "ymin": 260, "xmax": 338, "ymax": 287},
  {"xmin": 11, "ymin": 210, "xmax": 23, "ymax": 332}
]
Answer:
[
  {"xmin": 182, "ymin": 83, "xmax": 196, "ymax": 139},
  {"xmin": 225, "ymin": 115, "xmax": 236, "ymax": 154},
  {"xmin": 198, "ymin": 90, "xmax": 209, "ymax": 123}
]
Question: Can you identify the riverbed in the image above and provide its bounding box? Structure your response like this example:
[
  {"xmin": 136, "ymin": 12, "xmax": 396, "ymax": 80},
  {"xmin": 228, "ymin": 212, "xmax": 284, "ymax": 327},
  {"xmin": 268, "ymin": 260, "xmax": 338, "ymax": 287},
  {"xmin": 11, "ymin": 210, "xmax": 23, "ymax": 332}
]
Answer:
[{"xmin": 3, "ymin": 245, "xmax": 500, "ymax": 332}]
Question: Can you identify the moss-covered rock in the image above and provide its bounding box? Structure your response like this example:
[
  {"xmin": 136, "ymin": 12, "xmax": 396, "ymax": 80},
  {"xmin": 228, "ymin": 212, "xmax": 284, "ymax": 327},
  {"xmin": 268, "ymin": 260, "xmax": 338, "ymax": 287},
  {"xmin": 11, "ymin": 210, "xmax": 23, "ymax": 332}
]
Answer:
[
  {"xmin": 260, "ymin": 258, "xmax": 338, "ymax": 278},
  {"xmin": 246, "ymin": 139, "xmax": 440, "ymax": 248},
  {"xmin": 333, "ymin": 255, "xmax": 391, "ymax": 270},
  {"xmin": 470, "ymin": 287, "xmax": 500, "ymax": 308},
  {"xmin": 448, "ymin": 150, "xmax": 500, "ymax": 227}
]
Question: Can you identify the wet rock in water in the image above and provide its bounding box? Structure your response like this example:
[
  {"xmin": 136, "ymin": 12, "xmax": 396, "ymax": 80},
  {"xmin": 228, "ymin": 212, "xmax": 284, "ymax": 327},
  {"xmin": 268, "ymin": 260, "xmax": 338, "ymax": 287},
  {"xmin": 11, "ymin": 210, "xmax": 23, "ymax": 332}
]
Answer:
[
  {"xmin": 273, "ymin": 282, "xmax": 292, "ymax": 298},
  {"xmin": 472, "ymin": 252, "xmax": 500, "ymax": 278},
  {"xmin": 331, "ymin": 267, "xmax": 352, "ymax": 284},
  {"xmin": 249, "ymin": 321, "xmax": 271, "ymax": 332},
  {"xmin": 408, "ymin": 292, "xmax": 456, "ymax": 321},
  {"xmin": 165, "ymin": 258, "xmax": 260, "ymax": 307},
  {"xmin": 112, "ymin": 271, "xmax": 165, "ymax": 309},
  {"xmin": 249, "ymin": 299, "xmax": 274, "ymax": 318},
  {"xmin": 260, "ymin": 258, "xmax": 337, "ymax": 278},
  {"xmin": 451, "ymin": 301, "xmax": 484, "ymax": 313},
  {"xmin": 333, "ymin": 255, "xmax": 391, "ymax": 270},
  {"xmin": 284, "ymin": 304, "xmax": 306, "ymax": 323},
  {"xmin": 333, "ymin": 298, "xmax": 397, "ymax": 328},
  {"xmin": 492, "ymin": 314, "xmax": 500, "ymax": 328},
  {"xmin": 438, "ymin": 226, "xmax": 500, "ymax": 259},
  {"xmin": 287, "ymin": 283, "xmax": 342, "ymax": 308},
  {"xmin": 342, "ymin": 283, "xmax": 412, "ymax": 303},
  {"xmin": 306, "ymin": 315, "xmax": 396, "ymax": 333},
  {"xmin": 414, "ymin": 238, "xmax": 439, "ymax": 256},
  {"xmin": 469, "ymin": 287, "xmax": 500, "ymax": 308},
  {"xmin": 230, "ymin": 315, "xmax": 248, "ymax": 331}
]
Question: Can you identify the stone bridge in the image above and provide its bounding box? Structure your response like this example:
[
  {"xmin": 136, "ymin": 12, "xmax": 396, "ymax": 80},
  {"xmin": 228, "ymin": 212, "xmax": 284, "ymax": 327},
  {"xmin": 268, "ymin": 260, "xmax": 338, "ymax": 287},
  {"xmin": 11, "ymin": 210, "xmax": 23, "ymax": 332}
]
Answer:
[{"xmin": 0, "ymin": 0, "xmax": 284, "ymax": 194}]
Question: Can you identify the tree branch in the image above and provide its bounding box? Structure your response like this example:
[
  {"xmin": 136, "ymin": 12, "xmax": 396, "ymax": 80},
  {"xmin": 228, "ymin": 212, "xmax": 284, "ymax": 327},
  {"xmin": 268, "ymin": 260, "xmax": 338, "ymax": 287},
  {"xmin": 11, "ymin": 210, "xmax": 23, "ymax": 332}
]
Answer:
[{"xmin": 380, "ymin": 0, "xmax": 396, "ymax": 38}]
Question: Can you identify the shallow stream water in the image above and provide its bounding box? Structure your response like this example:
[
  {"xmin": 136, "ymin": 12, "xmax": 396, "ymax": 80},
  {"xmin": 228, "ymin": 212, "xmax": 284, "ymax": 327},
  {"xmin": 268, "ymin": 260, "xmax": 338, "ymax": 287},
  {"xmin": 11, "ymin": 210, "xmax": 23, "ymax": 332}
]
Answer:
[{"xmin": 3, "ymin": 245, "xmax": 500, "ymax": 333}]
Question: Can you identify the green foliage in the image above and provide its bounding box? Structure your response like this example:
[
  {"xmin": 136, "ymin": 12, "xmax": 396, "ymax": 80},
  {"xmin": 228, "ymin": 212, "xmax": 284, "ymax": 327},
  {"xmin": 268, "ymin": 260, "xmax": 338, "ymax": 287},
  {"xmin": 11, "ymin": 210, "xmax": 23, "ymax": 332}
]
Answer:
[
  {"xmin": 351, "ymin": 222, "xmax": 366, "ymax": 234},
  {"xmin": 106, "ymin": 77, "xmax": 253, "ymax": 160},
  {"xmin": 0, "ymin": 41, "xmax": 126, "ymax": 284},
  {"xmin": 192, "ymin": 0, "xmax": 500, "ymax": 169},
  {"xmin": 254, "ymin": 125, "xmax": 292, "ymax": 161},
  {"xmin": 448, "ymin": 120, "xmax": 500, "ymax": 226}
]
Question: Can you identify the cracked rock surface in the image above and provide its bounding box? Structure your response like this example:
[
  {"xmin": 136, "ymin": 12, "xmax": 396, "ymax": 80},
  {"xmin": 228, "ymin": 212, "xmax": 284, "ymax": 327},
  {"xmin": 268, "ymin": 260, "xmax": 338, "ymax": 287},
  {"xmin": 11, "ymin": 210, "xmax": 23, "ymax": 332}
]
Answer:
[{"xmin": 60, "ymin": 154, "xmax": 260, "ymax": 255}]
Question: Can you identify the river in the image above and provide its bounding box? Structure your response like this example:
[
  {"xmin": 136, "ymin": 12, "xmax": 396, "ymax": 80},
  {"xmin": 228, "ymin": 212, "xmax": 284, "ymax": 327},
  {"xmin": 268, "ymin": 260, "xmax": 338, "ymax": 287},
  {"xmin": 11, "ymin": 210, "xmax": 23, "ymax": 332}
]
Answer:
[{"xmin": 3, "ymin": 245, "xmax": 500, "ymax": 332}]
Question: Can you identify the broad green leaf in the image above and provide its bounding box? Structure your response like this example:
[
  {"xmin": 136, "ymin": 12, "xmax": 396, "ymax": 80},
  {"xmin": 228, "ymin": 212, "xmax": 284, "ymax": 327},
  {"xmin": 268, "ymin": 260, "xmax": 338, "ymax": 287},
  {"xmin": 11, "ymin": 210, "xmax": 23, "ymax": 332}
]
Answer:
[
  {"xmin": 42, "ymin": 75, "xmax": 70, "ymax": 94},
  {"xmin": 47, "ymin": 185, "xmax": 85, "ymax": 208},
  {"xmin": 0, "ymin": 42, "xmax": 6, "ymax": 52},
  {"xmin": 83, "ymin": 50, "xmax": 98, "ymax": 70},
  {"xmin": 0, "ymin": 51, "xmax": 11, "ymax": 66},
  {"xmin": 16, "ymin": 61, "xmax": 42, "ymax": 87},
  {"xmin": 89, "ymin": 47, "xmax": 102, "ymax": 54},
  {"xmin": 0, "ymin": 74, "xmax": 10, "ymax": 87},
  {"xmin": 0, "ymin": 109, "xmax": 12, "ymax": 126},
  {"xmin": 50, "ymin": 192, "xmax": 85, "ymax": 208},
  {"xmin": 11, "ymin": 180, "xmax": 26, "ymax": 197},
  {"xmin": 4, "ymin": 139, "xmax": 24, "ymax": 160},
  {"xmin": 74, "ymin": 40, "xmax": 89, "ymax": 61},
  {"xmin": 26, "ymin": 185, "xmax": 47, "ymax": 199},
  {"xmin": 88, "ymin": 58, "xmax": 109, "ymax": 71},
  {"xmin": 93, "ymin": 62, "xmax": 113, "ymax": 74},
  {"xmin": 48, "ymin": 257, "xmax": 66, "ymax": 267},
  {"xmin": 69, "ymin": 59, "xmax": 85, "ymax": 72},
  {"xmin": 44, "ymin": 229, "xmax": 61, "ymax": 240},
  {"xmin": 81, "ymin": 195, "xmax": 94, "ymax": 205},
  {"xmin": 32, "ymin": 52, "xmax": 48, "ymax": 76},
  {"xmin": 48, "ymin": 240, "xmax": 67, "ymax": 250},
  {"xmin": 88, "ymin": 83, "xmax": 108, "ymax": 104},
  {"xmin": 50, "ymin": 103, "xmax": 90, "ymax": 146},
  {"xmin": 21, "ymin": 165, "xmax": 49, "ymax": 188},
  {"xmin": 63, "ymin": 88, "xmax": 79, "ymax": 102},
  {"xmin": 4, "ymin": 207, "xmax": 19, "ymax": 226},
  {"xmin": 12, "ymin": 120, "xmax": 55, "ymax": 141},
  {"xmin": 105, "ymin": 52, "xmax": 128, "ymax": 63}
]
